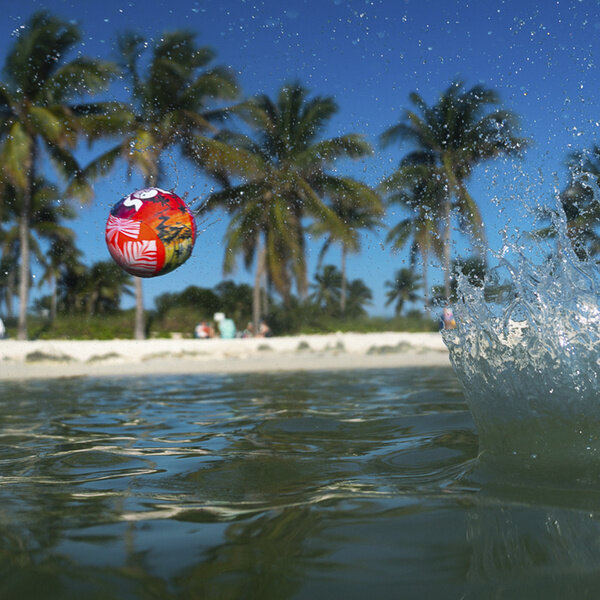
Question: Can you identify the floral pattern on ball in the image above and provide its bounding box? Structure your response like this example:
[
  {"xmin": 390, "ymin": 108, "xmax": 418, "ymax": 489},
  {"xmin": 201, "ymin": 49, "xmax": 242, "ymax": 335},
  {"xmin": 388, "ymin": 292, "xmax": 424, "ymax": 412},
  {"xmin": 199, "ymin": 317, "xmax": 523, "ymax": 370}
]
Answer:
[{"xmin": 105, "ymin": 188, "xmax": 196, "ymax": 277}]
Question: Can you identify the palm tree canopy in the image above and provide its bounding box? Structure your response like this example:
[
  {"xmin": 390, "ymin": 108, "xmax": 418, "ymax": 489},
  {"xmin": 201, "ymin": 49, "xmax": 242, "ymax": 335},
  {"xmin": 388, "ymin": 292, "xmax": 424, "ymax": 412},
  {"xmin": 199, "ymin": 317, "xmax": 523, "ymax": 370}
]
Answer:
[
  {"xmin": 381, "ymin": 81, "xmax": 527, "ymax": 173},
  {"xmin": 380, "ymin": 80, "xmax": 528, "ymax": 247},
  {"xmin": 83, "ymin": 29, "xmax": 240, "ymax": 187},
  {"xmin": 385, "ymin": 268, "xmax": 422, "ymax": 315},
  {"xmin": 313, "ymin": 183, "xmax": 384, "ymax": 265},
  {"xmin": 309, "ymin": 265, "xmax": 342, "ymax": 311},
  {"xmin": 381, "ymin": 163, "xmax": 445, "ymax": 259},
  {"xmin": 345, "ymin": 278, "xmax": 373, "ymax": 317},
  {"xmin": 0, "ymin": 11, "xmax": 118, "ymax": 198}
]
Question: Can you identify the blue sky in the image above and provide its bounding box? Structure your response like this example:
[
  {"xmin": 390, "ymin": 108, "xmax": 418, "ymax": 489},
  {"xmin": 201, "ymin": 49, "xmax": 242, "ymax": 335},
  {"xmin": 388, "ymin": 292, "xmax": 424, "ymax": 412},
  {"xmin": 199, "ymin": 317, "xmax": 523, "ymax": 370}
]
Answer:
[{"xmin": 2, "ymin": 0, "xmax": 600, "ymax": 315}]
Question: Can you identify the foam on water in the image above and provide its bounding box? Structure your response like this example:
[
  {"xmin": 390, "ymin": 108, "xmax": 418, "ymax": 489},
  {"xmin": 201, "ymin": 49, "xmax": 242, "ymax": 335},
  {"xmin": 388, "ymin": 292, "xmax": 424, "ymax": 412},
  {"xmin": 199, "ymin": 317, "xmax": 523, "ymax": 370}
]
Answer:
[{"xmin": 443, "ymin": 182, "xmax": 600, "ymax": 479}]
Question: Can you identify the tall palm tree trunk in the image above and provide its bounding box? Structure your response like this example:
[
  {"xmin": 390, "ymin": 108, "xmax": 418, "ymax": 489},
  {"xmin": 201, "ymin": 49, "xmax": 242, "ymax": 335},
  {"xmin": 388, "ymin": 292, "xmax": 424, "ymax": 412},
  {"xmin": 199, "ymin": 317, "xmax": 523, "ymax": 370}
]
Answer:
[
  {"xmin": 340, "ymin": 244, "xmax": 347, "ymax": 316},
  {"xmin": 262, "ymin": 276, "xmax": 269, "ymax": 317},
  {"xmin": 134, "ymin": 277, "xmax": 145, "ymax": 340},
  {"xmin": 421, "ymin": 248, "xmax": 430, "ymax": 317},
  {"xmin": 133, "ymin": 175, "xmax": 158, "ymax": 340},
  {"xmin": 253, "ymin": 241, "xmax": 265, "ymax": 336},
  {"xmin": 17, "ymin": 187, "xmax": 31, "ymax": 340},
  {"xmin": 442, "ymin": 197, "xmax": 452, "ymax": 301},
  {"xmin": 441, "ymin": 156, "xmax": 457, "ymax": 302},
  {"xmin": 6, "ymin": 270, "xmax": 15, "ymax": 319},
  {"xmin": 50, "ymin": 272, "xmax": 57, "ymax": 322}
]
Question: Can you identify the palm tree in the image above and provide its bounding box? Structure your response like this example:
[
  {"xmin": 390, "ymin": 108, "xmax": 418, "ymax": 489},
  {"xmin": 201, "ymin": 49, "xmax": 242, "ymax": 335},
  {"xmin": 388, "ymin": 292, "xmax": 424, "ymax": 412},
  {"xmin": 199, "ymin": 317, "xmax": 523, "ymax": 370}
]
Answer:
[
  {"xmin": 85, "ymin": 261, "xmax": 134, "ymax": 315},
  {"xmin": 309, "ymin": 265, "xmax": 343, "ymax": 314},
  {"xmin": 381, "ymin": 161, "xmax": 444, "ymax": 314},
  {"xmin": 344, "ymin": 278, "xmax": 373, "ymax": 318},
  {"xmin": 385, "ymin": 268, "xmax": 422, "ymax": 316},
  {"xmin": 86, "ymin": 30, "xmax": 239, "ymax": 339},
  {"xmin": 312, "ymin": 190, "xmax": 384, "ymax": 315},
  {"xmin": 0, "ymin": 11, "xmax": 117, "ymax": 339},
  {"xmin": 0, "ymin": 247, "xmax": 18, "ymax": 319},
  {"xmin": 197, "ymin": 83, "xmax": 373, "ymax": 333},
  {"xmin": 381, "ymin": 80, "xmax": 527, "ymax": 299},
  {"xmin": 57, "ymin": 257, "xmax": 90, "ymax": 314},
  {"xmin": 39, "ymin": 235, "xmax": 81, "ymax": 322},
  {"xmin": 0, "ymin": 185, "xmax": 18, "ymax": 319},
  {"xmin": 1, "ymin": 178, "xmax": 79, "ymax": 323}
]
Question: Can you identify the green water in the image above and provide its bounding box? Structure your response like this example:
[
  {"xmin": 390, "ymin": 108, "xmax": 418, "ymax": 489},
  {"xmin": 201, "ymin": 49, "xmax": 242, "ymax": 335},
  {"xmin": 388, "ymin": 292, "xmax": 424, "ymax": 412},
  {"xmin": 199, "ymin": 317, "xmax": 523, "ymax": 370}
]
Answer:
[{"xmin": 0, "ymin": 368, "xmax": 599, "ymax": 599}]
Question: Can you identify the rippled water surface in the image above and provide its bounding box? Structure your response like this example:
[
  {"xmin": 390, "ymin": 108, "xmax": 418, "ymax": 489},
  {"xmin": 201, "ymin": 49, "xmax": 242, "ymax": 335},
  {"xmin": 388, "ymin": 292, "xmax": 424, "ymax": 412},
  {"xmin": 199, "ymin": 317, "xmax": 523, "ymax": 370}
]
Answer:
[{"xmin": 1, "ymin": 368, "xmax": 600, "ymax": 599}]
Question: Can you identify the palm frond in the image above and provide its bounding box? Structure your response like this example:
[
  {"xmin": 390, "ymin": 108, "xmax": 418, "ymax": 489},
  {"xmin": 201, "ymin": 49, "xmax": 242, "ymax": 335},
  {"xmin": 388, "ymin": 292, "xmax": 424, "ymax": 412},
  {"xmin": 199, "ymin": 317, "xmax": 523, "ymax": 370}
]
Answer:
[
  {"xmin": 181, "ymin": 67, "xmax": 239, "ymax": 107},
  {"xmin": 42, "ymin": 58, "xmax": 118, "ymax": 103},
  {"xmin": 5, "ymin": 11, "xmax": 80, "ymax": 96},
  {"xmin": 188, "ymin": 135, "xmax": 268, "ymax": 181},
  {"xmin": 0, "ymin": 123, "xmax": 32, "ymax": 189},
  {"xmin": 296, "ymin": 134, "xmax": 372, "ymax": 169}
]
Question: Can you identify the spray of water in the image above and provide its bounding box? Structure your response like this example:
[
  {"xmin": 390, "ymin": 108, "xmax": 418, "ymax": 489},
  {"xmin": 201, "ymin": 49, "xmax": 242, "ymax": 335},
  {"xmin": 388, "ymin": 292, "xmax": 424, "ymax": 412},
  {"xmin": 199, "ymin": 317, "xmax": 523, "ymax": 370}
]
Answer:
[{"xmin": 443, "ymin": 178, "xmax": 600, "ymax": 480}]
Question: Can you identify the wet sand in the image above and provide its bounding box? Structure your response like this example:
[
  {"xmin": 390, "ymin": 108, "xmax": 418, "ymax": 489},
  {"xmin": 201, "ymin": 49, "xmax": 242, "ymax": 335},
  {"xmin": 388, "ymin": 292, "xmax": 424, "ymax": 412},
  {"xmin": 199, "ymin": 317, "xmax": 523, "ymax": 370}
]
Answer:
[{"xmin": 0, "ymin": 332, "xmax": 449, "ymax": 381}]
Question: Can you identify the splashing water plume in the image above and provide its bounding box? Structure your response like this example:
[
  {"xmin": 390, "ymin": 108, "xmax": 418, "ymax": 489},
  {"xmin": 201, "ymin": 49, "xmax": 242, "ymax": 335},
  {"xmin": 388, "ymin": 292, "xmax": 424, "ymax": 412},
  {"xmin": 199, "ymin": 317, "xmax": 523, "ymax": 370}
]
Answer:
[{"xmin": 443, "ymin": 180, "xmax": 600, "ymax": 482}]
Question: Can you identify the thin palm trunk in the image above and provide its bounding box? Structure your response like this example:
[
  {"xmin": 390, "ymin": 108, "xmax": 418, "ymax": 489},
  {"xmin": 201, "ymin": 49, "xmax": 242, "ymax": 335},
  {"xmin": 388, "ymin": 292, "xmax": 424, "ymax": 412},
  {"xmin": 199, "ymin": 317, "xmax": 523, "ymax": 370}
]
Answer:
[
  {"xmin": 397, "ymin": 297, "xmax": 405, "ymax": 316},
  {"xmin": 262, "ymin": 272, "xmax": 270, "ymax": 317},
  {"xmin": 441, "ymin": 155, "xmax": 457, "ymax": 301},
  {"xmin": 421, "ymin": 247, "xmax": 430, "ymax": 316},
  {"xmin": 134, "ymin": 277, "xmax": 144, "ymax": 339},
  {"xmin": 442, "ymin": 196, "xmax": 452, "ymax": 301},
  {"xmin": 133, "ymin": 174, "xmax": 157, "ymax": 340},
  {"xmin": 50, "ymin": 272, "xmax": 57, "ymax": 322},
  {"xmin": 253, "ymin": 241, "xmax": 265, "ymax": 336},
  {"xmin": 340, "ymin": 244, "xmax": 347, "ymax": 315},
  {"xmin": 6, "ymin": 269, "xmax": 15, "ymax": 319},
  {"xmin": 17, "ymin": 187, "xmax": 31, "ymax": 340}
]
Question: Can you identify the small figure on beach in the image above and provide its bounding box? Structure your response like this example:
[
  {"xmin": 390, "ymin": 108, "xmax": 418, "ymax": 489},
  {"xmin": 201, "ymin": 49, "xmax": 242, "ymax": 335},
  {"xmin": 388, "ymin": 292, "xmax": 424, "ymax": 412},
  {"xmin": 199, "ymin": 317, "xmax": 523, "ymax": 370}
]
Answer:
[
  {"xmin": 259, "ymin": 320, "xmax": 272, "ymax": 337},
  {"xmin": 440, "ymin": 306, "xmax": 456, "ymax": 330},
  {"xmin": 241, "ymin": 322, "xmax": 254, "ymax": 338},
  {"xmin": 214, "ymin": 312, "xmax": 237, "ymax": 339},
  {"xmin": 194, "ymin": 321, "xmax": 214, "ymax": 339},
  {"xmin": 0, "ymin": 317, "xmax": 5, "ymax": 339}
]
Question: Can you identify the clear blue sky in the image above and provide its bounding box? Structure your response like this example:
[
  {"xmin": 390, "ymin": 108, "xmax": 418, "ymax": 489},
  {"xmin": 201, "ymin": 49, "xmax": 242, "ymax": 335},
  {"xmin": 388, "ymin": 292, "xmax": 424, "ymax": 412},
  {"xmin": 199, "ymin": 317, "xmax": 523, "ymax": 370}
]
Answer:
[{"xmin": 3, "ymin": 0, "xmax": 600, "ymax": 315}]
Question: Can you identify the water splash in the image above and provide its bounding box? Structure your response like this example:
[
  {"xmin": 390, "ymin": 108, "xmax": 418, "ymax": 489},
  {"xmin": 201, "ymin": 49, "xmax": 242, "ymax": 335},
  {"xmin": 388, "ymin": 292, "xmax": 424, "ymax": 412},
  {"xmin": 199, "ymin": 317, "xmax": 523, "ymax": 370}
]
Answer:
[{"xmin": 443, "ymin": 180, "xmax": 600, "ymax": 480}]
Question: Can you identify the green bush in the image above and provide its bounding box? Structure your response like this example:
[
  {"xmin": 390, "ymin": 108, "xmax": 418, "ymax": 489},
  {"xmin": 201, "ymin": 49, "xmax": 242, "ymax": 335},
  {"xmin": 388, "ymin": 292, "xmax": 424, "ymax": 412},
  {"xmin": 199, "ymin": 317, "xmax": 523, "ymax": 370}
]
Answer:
[{"xmin": 28, "ymin": 312, "xmax": 137, "ymax": 340}]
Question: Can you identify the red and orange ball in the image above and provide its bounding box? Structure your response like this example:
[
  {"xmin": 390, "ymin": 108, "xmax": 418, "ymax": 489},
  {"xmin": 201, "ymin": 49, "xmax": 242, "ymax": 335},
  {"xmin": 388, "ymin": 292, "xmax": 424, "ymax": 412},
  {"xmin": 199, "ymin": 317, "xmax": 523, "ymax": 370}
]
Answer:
[{"xmin": 105, "ymin": 187, "xmax": 196, "ymax": 277}]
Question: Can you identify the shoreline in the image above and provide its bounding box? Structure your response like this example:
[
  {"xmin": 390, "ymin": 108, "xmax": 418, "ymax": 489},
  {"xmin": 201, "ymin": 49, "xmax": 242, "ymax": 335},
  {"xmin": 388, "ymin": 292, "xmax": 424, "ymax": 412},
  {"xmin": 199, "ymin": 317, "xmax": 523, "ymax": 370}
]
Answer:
[{"xmin": 0, "ymin": 332, "xmax": 450, "ymax": 381}]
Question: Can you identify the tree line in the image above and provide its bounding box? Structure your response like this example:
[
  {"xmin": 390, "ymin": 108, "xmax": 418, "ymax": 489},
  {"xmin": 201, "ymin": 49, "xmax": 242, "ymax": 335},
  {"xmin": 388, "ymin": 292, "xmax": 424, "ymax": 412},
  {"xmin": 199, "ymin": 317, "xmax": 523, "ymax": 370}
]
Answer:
[{"xmin": 1, "ymin": 11, "xmax": 598, "ymax": 339}]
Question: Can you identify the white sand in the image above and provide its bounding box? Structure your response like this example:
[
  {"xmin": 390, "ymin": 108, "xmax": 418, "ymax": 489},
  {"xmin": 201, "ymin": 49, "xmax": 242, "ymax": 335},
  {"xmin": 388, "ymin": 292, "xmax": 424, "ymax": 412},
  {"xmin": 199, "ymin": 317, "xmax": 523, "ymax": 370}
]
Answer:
[{"xmin": 0, "ymin": 332, "xmax": 449, "ymax": 381}]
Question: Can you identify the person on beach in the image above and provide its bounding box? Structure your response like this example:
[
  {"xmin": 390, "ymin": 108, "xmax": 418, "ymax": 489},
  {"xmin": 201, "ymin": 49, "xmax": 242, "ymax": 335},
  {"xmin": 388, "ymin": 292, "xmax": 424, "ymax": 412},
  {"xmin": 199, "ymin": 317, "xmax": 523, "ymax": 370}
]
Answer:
[
  {"xmin": 241, "ymin": 322, "xmax": 254, "ymax": 338},
  {"xmin": 259, "ymin": 320, "xmax": 272, "ymax": 337},
  {"xmin": 214, "ymin": 312, "xmax": 237, "ymax": 339},
  {"xmin": 0, "ymin": 317, "xmax": 5, "ymax": 339},
  {"xmin": 194, "ymin": 321, "xmax": 214, "ymax": 339}
]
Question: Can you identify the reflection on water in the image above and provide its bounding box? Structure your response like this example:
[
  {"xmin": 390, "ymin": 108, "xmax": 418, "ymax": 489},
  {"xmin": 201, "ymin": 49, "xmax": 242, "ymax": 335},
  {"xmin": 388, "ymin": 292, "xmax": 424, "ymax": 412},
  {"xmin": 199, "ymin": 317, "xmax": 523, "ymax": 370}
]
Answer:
[{"xmin": 0, "ymin": 369, "xmax": 599, "ymax": 598}]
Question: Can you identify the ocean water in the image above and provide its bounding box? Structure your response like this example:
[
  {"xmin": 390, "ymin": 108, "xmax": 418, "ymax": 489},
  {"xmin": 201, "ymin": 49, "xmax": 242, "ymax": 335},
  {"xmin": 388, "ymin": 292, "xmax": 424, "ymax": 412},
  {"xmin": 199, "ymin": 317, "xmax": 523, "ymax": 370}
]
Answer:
[{"xmin": 1, "ymin": 368, "xmax": 599, "ymax": 599}]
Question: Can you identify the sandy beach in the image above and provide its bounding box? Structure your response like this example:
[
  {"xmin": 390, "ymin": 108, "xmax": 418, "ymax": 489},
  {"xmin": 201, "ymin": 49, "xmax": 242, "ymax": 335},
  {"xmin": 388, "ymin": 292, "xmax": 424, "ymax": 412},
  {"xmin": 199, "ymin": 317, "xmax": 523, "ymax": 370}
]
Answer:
[{"xmin": 0, "ymin": 332, "xmax": 449, "ymax": 381}]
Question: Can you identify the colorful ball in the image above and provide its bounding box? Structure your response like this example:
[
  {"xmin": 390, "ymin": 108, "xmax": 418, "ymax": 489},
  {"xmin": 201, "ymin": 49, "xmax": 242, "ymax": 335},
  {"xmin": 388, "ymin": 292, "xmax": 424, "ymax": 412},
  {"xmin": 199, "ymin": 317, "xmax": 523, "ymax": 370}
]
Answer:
[{"xmin": 105, "ymin": 187, "xmax": 196, "ymax": 278}]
